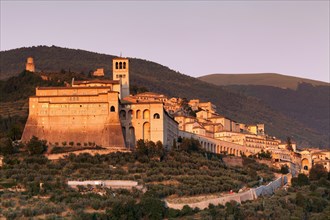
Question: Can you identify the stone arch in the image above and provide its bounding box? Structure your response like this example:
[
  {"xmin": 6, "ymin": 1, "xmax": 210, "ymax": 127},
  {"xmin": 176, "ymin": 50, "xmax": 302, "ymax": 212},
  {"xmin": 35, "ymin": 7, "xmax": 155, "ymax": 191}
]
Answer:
[
  {"xmin": 122, "ymin": 126, "xmax": 126, "ymax": 142},
  {"xmin": 123, "ymin": 62, "xmax": 126, "ymax": 69},
  {"xmin": 128, "ymin": 110, "xmax": 133, "ymax": 120},
  {"xmin": 143, "ymin": 109, "xmax": 150, "ymax": 119},
  {"xmin": 302, "ymin": 158, "xmax": 310, "ymax": 171},
  {"xmin": 120, "ymin": 110, "xmax": 126, "ymax": 120},
  {"xmin": 119, "ymin": 62, "xmax": 123, "ymax": 69},
  {"xmin": 115, "ymin": 62, "xmax": 118, "ymax": 69},
  {"xmin": 153, "ymin": 113, "xmax": 160, "ymax": 119},
  {"xmin": 129, "ymin": 126, "xmax": 135, "ymax": 148},
  {"xmin": 110, "ymin": 106, "xmax": 115, "ymax": 112},
  {"xmin": 143, "ymin": 122, "xmax": 150, "ymax": 140},
  {"xmin": 136, "ymin": 110, "xmax": 141, "ymax": 119}
]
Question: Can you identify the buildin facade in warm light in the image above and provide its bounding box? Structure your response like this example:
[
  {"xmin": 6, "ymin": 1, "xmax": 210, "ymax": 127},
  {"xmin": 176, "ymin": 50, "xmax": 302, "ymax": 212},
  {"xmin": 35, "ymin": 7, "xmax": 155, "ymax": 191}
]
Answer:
[{"xmin": 21, "ymin": 57, "xmax": 178, "ymax": 149}]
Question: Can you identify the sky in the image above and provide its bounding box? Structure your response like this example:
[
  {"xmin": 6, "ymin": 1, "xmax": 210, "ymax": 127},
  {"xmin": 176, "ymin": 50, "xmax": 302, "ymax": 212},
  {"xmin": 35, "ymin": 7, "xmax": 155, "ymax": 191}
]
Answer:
[{"xmin": 1, "ymin": 1, "xmax": 329, "ymax": 82}]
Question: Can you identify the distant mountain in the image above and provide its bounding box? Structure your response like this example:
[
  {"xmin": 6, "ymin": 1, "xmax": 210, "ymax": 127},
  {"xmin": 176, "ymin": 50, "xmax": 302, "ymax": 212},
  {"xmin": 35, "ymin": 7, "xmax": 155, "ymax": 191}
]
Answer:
[
  {"xmin": 198, "ymin": 73, "xmax": 329, "ymax": 90},
  {"xmin": 199, "ymin": 73, "xmax": 330, "ymax": 149},
  {"xmin": 0, "ymin": 46, "xmax": 329, "ymax": 148},
  {"xmin": 225, "ymin": 84, "xmax": 330, "ymax": 144}
]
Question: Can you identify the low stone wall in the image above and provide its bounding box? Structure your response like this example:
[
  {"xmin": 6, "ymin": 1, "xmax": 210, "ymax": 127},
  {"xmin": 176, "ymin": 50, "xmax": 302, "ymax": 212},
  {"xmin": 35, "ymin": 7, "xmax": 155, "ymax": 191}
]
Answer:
[
  {"xmin": 47, "ymin": 148, "xmax": 130, "ymax": 160},
  {"xmin": 68, "ymin": 180, "xmax": 141, "ymax": 190},
  {"xmin": 165, "ymin": 176, "xmax": 287, "ymax": 210}
]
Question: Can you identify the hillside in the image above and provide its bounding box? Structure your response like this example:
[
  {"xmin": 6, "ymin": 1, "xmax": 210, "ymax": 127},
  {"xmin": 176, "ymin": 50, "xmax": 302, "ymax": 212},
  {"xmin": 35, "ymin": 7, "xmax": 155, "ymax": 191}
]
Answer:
[
  {"xmin": 0, "ymin": 46, "xmax": 329, "ymax": 148},
  {"xmin": 198, "ymin": 73, "xmax": 329, "ymax": 90},
  {"xmin": 225, "ymin": 84, "xmax": 330, "ymax": 140}
]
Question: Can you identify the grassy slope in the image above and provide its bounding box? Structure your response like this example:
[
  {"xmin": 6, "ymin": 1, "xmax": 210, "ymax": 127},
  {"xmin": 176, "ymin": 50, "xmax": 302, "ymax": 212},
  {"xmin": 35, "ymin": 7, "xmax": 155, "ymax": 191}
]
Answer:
[
  {"xmin": 0, "ymin": 46, "xmax": 328, "ymax": 147},
  {"xmin": 198, "ymin": 73, "xmax": 329, "ymax": 90}
]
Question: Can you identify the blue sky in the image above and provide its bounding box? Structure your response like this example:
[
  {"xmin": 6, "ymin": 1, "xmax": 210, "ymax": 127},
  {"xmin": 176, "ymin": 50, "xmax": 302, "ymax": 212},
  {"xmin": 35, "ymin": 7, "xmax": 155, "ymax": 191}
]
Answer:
[{"xmin": 1, "ymin": 1, "xmax": 329, "ymax": 82}]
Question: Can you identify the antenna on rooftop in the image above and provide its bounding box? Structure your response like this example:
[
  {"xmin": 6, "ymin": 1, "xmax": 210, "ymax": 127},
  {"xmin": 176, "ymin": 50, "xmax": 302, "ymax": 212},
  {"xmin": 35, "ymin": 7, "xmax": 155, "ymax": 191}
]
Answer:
[{"xmin": 120, "ymin": 51, "xmax": 122, "ymax": 57}]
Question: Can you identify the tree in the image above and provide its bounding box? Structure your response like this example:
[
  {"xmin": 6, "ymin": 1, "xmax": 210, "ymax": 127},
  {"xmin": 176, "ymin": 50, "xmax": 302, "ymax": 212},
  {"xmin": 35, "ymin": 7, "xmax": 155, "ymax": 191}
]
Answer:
[
  {"xmin": 257, "ymin": 150, "xmax": 272, "ymax": 159},
  {"xmin": 309, "ymin": 164, "xmax": 327, "ymax": 181},
  {"xmin": 292, "ymin": 173, "xmax": 309, "ymax": 187},
  {"xmin": 140, "ymin": 195, "xmax": 165, "ymax": 219},
  {"xmin": 179, "ymin": 138, "xmax": 201, "ymax": 153},
  {"xmin": 0, "ymin": 137, "xmax": 16, "ymax": 155},
  {"xmin": 27, "ymin": 136, "xmax": 47, "ymax": 155},
  {"xmin": 7, "ymin": 124, "xmax": 22, "ymax": 140},
  {"xmin": 280, "ymin": 165, "xmax": 290, "ymax": 174}
]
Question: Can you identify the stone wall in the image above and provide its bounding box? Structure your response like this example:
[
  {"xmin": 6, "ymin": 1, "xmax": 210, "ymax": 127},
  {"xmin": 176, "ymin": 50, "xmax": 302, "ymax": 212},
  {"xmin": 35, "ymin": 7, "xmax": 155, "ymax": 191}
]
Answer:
[
  {"xmin": 21, "ymin": 87, "xmax": 126, "ymax": 149},
  {"xmin": 179, "ymin": 131, "xmax": 263, "ymax": 156},
  {"xmin": 68, "ymin": 180, "xmax": 141, "ymax": 190},
  {"xmin": 165, "ymin": 176, "xmax": 287, "ymax": 210}
]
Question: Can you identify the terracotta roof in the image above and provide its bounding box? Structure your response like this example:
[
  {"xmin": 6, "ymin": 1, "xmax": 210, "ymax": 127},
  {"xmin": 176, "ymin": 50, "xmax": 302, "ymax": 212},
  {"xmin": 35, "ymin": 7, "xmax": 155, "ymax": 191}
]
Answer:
[
  {"xmin": 122, "ymin": 96, "xmax": 163, "ymax": 104},
  {"xmin": 134, "ymin": 92, "xmax": 167, "ymax": 97},
  {"xmin": 37, "ymin": 86, "xmax": 113, "ymax": 90},
  {"xmin": 73, "ymin": 80, "xmax": 120, "ymax": 84}
]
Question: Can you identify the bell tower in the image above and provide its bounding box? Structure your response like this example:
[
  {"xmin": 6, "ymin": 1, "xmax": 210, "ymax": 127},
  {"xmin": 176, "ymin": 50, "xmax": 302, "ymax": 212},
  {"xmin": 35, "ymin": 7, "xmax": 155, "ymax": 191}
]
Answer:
[{"xmin": 113, "ymin": 58, "xmax": 129, "ymax": 98}]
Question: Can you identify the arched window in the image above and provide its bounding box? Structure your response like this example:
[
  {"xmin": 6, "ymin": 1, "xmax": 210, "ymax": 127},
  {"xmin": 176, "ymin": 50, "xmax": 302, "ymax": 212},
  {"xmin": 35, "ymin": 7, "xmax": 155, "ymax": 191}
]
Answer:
[
  {"xmin": 128, "ymin": 110, "xmax": 133, "ymax": 120},
  {"xmin": 115, "ymin": 62, "xmax": 119, "ymax": 69},
  {"xmin": 143, "ymin": 122, "xmax": 150, "ymax": 140},
  {"xmin": 153, "ymin": 113, "xmax": 160, "ymax": 119},
  {"xmin": 143, "ymin": 109, "xmax": 150, "ymax": 119},
  {"xmin": 110, "ymin": 106, "xmax": 115, "ymax": 112},
  {"xmin": 136, "ymin": 110, "xmax": 141, "ymax": 119},
  {"xmin": 129, "ymin": 127, "xmax": 135, "ymax": 148},
  {"xmin": 120, "ymin": 110, "xmax": 126, "ymax": 120},
  {"xmin": 123, "ymin": 62, "xmax": 126, "ymax": 69},
  {"xmin": 119, "ymin": 62, "xmax": 123, "ymax": 69},
  {"xmin": 122, "ymin": 127, "xmax": 126, "ymax": 142},
  {"xmin": 302, "ymin": 158, "xmax": 309, "ymax": 170}
]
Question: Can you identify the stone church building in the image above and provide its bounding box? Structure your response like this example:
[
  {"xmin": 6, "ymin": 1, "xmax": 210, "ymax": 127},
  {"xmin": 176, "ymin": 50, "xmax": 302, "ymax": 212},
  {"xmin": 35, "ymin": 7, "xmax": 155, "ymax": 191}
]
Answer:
[{"xmin": 21, "ymin": 57, "xmax": 179, "ymax": 150}]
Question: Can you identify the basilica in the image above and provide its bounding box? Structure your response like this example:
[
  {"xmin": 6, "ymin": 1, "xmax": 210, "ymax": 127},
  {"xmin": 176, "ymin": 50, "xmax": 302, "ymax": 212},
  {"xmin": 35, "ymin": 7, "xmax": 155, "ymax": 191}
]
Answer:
[{"xmin": 21, "ymin": 57, "xmax": 179, "ymax": 150}]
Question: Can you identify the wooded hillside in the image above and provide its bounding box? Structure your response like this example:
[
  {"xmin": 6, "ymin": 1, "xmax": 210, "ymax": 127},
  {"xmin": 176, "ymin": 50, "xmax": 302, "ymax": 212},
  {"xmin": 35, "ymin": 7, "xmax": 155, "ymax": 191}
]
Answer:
[{"xmin": 0, "ymin": 46, "xmax": 328, "ymax": 148}]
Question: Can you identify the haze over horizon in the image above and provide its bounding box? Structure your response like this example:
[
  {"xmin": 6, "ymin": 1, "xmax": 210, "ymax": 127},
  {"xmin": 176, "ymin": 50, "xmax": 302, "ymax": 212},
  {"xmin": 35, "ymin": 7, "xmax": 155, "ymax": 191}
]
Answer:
[{"xmin": 1, "ymin": 1, "xmax": 329, "ymax": 82}]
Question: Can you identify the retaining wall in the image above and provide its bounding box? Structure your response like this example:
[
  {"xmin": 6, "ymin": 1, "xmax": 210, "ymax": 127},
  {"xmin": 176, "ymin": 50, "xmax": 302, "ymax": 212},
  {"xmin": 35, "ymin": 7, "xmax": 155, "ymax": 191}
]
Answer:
[{"xmin": 165, "ymin": 176, "xmax": 287, "ymax": 210}]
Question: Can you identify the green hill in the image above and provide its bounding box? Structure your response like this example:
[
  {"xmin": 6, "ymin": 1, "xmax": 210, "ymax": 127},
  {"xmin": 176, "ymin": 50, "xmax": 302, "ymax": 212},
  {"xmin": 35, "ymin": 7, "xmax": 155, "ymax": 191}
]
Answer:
[
  {"xmin": 0, "ymin": 46, "xmax": 328, "ymax": 148},
  {"xmin": 198, "ymin": 73, "xmax": 329, "ymax": 90}
]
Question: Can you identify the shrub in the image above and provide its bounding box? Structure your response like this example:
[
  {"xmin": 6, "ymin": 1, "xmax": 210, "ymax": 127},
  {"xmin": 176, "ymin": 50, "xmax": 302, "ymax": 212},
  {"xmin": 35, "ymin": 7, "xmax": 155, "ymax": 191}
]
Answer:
[
  {"xmin": 27, "ymin": 136, "xmax": 47, "ymax": 155},
  {"xmin": 0, "ymin": 137, "xmax": 17, "ymax": 155},
  {"xmin": 309, "ymin": 164, "xmax": 328, "ymax": 181},
  {"xmin": 292, "ymin": 174, "xmax": 309, "ymax": 187}
]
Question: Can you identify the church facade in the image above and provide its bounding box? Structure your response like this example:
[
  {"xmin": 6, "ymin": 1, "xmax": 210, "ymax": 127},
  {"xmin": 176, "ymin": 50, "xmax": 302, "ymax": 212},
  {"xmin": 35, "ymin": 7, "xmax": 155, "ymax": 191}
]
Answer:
[{"xmin": 21, "ymin": 57, "xmax": 179, "ymax": 149}]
